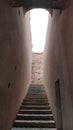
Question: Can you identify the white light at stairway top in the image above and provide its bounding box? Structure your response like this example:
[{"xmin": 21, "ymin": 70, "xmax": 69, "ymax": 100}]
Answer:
[{"xmin": 30, "ymin": 9, "xmax": 48, "ymax": 53}]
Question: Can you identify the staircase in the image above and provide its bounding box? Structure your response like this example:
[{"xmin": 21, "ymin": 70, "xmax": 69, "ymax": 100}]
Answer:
[{"xmin": 12, "ymin": 84, "xmax": 56, "ymax": 129}]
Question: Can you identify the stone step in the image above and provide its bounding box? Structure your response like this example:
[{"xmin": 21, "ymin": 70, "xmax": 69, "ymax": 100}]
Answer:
[
  {"xmin": 25, "ymin": 97, "xmax": 48, "ymax": 100},
  {"xmin": 25, "ymin": 96, "xmax": 47, "ymax": 99},
  {"xmin": 13, "ymin": 120, "xmax": 56, "ymax": 128},
  {"xmin": 28, "ymin": 91, "xmax": 45, "ymax": 93},
  {"xmin": 28, "ymin": 88, "xmax": 45, "ymax": 90},
  {"xmin": 28, "ymin": 86, "xmax": 44, "ymax": 90},
  {"xmin": 24, "ymin": 98, "xmax": 48, "ymax": 101},
  {"xmin": 25, "ymin": 96, "xmax": 47, "ymax": 98},
  {"xmin": 12, "ymin": 85, "xmax": 56, "ymax": 129},
  {"xmin": 26, "ymin": 93, "xmax": 47, "ymax": 95},
  {"xmin": 16, "ymin": 114, "xmax": 54, "ymax": 120},
  {"xmin": 25, "ymin": 97, "xmax": 47, "ymax": 100},
  {"xmin": 23, "ymin": 99, "xmax": 48, "ymax": 103},
  {"xmin": 28, "ymin": 90, "xmax": 45, "ymax": 93},
  {"xmin": 20, "ymin": 105, "xmax": 50, "ymax": 110},
  {"xmin": 19, "ymin": 109, "xmax": 52, "ymax": 114},
  {"xmin": 22, "ymin": 102, "xmax": 49, "ymax": 106},
  {"xmin": 23, "ymin": 100, "xmax": 49, "ymax": 104}
]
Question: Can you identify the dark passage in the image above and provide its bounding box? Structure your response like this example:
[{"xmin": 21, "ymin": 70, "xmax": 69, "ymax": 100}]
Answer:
[{"xmin": 12, "ymin": 84, "xmax": 56, "ymax": 128}]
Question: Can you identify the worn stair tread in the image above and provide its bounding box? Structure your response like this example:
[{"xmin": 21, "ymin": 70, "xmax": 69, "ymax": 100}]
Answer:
[
  {"xmin": 13, "ymin": 120, "xmax": 56, "ymax": 128},
  {"xmin": 27, "ymin": 94, "xmax": 46, "ymax": 96},
  {"xmin": 23, "ymin": 101, "xmax": 48, "ymax": 104},
  {"xmin": 23, "ymin": 98, "xmax": 48, "ymax": 102},
  {"xmin": 23, "ymin": 100, "xmax": 48, "ymax": 102},
  {"xmin": 20, "ymin": 105, "xmax": 50, "ymax": 109},
  {"xmin": 17, "ymin": 114, "xmax": 53, "ymax": 116},
  {"xmin": 23, "ymin": 102, "xmax": 48, "ymax": 104},
  {"xmin": 12, "ymin": 85, "xmax": 56, "ymax": 129},
  {"xmin": 26, "ymin": 95, "xmax": 47, "ymax": 97},
  {"xmin": 21, "ymin": 105, "xmax": 49, "ymax": 108},
  {"xmin": 24, "ymin": 96, "xmax": 47, "ymax": 98},
  {"xmin": 19, "ymin": 109, "xmax": 52, "ymax": 112},
  {"xmin": 22, "ymin": 104, "xmax": 49, "ymax": 106},
  {"xmin": 19, "ymin": 110, "xmax": 52, "ymax": 114},
  {"xmin": 24, "ymin": 99, "xmax": 48, "ymax": 102},
  {"xmin": 25, "ymin": 96, "xmax": 47, "ymax": 98},
  {"xmin": 16, "ymin": 114, "xmax": 53, "ymax": 120},
  {"xmin": 14, "ymin": 120, "xmax": 55, "ymax": 123},
  {"xmin": 26, "ymin": 94, "xmax": 47, "ymax": 96},
  {"xmin": 13, "ymin": 123, "xmax": 56, "ymax": 128}
]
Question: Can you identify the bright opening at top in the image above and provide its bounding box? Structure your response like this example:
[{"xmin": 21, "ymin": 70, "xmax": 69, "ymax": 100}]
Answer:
[{"xmin": 30, "ymin": 9, "xmax": 48, "ymax": 53}]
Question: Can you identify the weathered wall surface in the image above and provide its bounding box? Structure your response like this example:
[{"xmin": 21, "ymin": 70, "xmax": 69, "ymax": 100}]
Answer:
[
  {"xmin": 31, "ymin": 53, "xmax": 43, "ymax": 84},
  {"xmin": 0, "ymin": 1, "xmax": 32, "ymax": 130},
  {"xmin": 44, "ymin": 1, "xmax": 73, "ymax": 130}
]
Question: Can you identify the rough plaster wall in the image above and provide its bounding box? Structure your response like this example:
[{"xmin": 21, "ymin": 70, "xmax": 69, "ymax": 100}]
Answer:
[
  {"xmin": 44, "ymin": 12, "xmax": 60, "ymax": 129},
  {"xmin": 44, "ymin": 3, "xmax": 73, "ymax": 130},
  {"xmin": 59, "ymin": 0, "xmax": 73, "ymax": 129},
  {"xmin": 0, "ymin": 1, "xmax": 32, "ymax": 130},
  {"xmin": 31, "ymin": 53, "xmax": 43, "ymax": 84}
]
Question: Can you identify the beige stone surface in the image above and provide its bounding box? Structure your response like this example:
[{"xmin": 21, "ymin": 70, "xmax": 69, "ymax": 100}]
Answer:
[
  {"xmin": 31, "ymin": 53, "xmax": 44, "ymax": 84},
  {"xmin": 0, "ymin": 2, "xmax": 32, "ymax": 130},
  {"xmin": 44, "ymin": 2, "xmax": 73, "ymax": 130}
]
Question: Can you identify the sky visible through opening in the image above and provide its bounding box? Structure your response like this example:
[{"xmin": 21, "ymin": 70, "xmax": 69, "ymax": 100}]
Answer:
[{"xmin": 30, "ymin": 9, "xmax": 48, "ymax": 53}]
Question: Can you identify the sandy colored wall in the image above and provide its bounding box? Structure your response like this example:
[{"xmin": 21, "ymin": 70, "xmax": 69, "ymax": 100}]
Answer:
[
  {"xmin": 0, "ymin": 1, "xmax": 32, "ymax": 130},
  {"xmin": 31, "ymin": 53, "xmax": 43, "ymax": 84},
  {"xmin": 44, "ymin": 1, "xmax": 73, "ymax": 129}
]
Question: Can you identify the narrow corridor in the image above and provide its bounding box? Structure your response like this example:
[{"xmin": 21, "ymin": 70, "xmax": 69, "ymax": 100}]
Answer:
[{"xmin": 12, "ymin": 85, "xmax": 56, "ymax": 130}]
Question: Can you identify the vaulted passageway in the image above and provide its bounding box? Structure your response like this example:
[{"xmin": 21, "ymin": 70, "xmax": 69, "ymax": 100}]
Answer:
[{"xmin": 1, "ymin": 0, "xmax": 73, "ymax": 130}]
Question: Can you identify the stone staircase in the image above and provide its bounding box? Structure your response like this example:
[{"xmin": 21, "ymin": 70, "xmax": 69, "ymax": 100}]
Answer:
[{"xmin": 13, "ymin": 85, "xmax": 56, "ymax": 128}]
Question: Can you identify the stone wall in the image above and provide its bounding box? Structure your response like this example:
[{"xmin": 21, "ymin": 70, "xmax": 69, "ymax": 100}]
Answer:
[
  {"xmin": 0, "ymin": 2, "xmax": 32, "ymax": 130},
  {"xmin": 31, "ymin": 53, "xmax": 43, "ymax": 84},
  {"xmin": 44, "ymin": 3, "xmax": 73, "ymax": 130}
]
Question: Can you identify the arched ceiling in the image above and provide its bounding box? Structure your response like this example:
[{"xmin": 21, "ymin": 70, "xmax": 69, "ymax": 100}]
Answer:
[{"xmin": 9, "ymin": 0, "xmax": 65, "ymax": 10}]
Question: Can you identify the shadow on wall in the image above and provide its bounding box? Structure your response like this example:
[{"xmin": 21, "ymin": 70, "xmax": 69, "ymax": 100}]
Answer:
[
  {"xmin": 0, "ymin": 3, "xmax": 32, "ymax": 130},
  {"xmin": 44, "ymin": 4, "xmax": 73, "ymax": 130}
]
